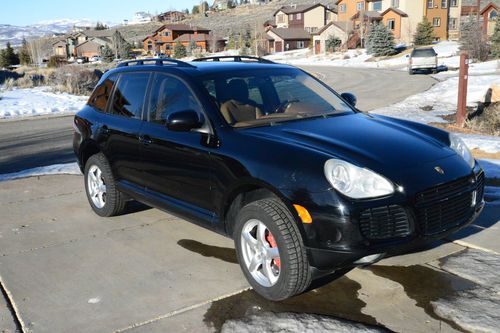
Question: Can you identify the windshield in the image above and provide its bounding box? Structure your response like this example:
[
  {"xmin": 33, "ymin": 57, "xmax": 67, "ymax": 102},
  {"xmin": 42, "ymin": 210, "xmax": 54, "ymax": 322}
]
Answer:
[{"xmin": 199, "ymin": 68, "xmax": 354, "ymax": 128}]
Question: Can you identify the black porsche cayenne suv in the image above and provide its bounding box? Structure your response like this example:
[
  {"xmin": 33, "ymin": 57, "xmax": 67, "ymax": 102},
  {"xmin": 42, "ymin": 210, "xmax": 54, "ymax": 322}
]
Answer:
[{"xmin": 73, "ymin": 56, "xmax": 484, "ymax": 301}]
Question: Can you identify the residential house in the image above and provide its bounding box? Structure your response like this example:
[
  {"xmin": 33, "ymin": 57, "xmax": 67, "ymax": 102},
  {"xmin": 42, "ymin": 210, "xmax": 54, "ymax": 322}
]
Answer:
[
  {"xmin": 273, "ymin": 4, "xmax": 337, "ymax": 33},
  {"xmin": 266, "ymin": 28, "xmax": 311, "ymax": 52},
  {"xmin": 336, "ymin": 0, "xmax": 368, "ymax": 22},
  {"xmin": 480, "ymin": 2, "xmax": 499, "ymax": 36},
  {"xmin": 424, "ymin": 0, "xmax": 450, "ymax": 41},
  {"xmin": 75, "ymin": 37, "xmax": 112, "ymax": 58},
  {"xmin": 156, "ymin": 11, "xmax": 186, "ymax": 22},
  {"xmin": 52, "ymin": 40, "xmax": 68, "ymax": 58},
  {"xmin": 312, "ymin": 21, "xmax": 352, "ymax": 54},
  {"xmin": 213, "ymin": 0, "xmax": 231, "ymax": 11},
  {"xmin": 143, "ymin": 24, "xmax": 213, "ymax": 56},
  {"xmin": 448, "ymin": 0, "xmax": 462, "ymax": 40}
]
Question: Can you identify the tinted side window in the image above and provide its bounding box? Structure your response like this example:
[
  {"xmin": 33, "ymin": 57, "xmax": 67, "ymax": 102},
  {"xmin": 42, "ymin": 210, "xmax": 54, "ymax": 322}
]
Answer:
[
  {"xmin": 110, "ymin": 72, "xmax": 150, "ymax": 119},
  {"xmin": 412, "ymin": 49, "xmax": 436, "ymax": 57},
  {"xmin": 148, "ymin": 74, "xmax": 202, "ymax": 124},
  {"xmin": 88, "ymin": 74, "xmax": 117, "ymax": 112}
]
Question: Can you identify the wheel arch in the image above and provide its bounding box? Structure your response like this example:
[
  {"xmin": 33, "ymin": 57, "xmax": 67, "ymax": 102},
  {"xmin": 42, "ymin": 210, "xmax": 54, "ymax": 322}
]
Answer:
[
  {"xmin": 221, "ymin": 179, "xmax": 306, "ymax": 240},
  {"xmin": 78, "ymin": 139, "xmax": 101, "ymax": 172}
]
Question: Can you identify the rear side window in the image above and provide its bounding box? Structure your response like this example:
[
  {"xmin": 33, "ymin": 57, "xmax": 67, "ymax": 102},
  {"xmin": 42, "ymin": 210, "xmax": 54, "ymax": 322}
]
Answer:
[
  {"xmin": 412, "ymin": 49, "xmax": 437, "ymax": 57},
  {"xmin": 147, "ymin": 74, "xmax": 202, "ymax": 124},
  {"xmin": 88, "ymin": 74, "xmax": 117, "ymax": 112},
  {"xmin": 110, "ymin": 72, "xmax": 150, "ymax": 119}
]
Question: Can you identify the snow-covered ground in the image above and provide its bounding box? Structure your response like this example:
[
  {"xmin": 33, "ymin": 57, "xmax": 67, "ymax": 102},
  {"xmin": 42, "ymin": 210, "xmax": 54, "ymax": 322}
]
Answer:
[
  {"xmin": 221, "ymin": 311, "xmax": 384, "ymax": 333},
  {"xmin": 265, "ymin": 41, "xmax": 499, "ymax": 76},
  {"xmin": 0, "ymin": 163, "xmax": 80, "ymax": 182},
  {"xmin": 432, "ymin": 249, "xmax": 500, "ymax": 333},
  {"xmin": 0, "ymin": 86, "xmax": 87, "ymax": 119},
  {"xmin": 371, "ymin": 74, "xmax": 500, "ymax": 154}
]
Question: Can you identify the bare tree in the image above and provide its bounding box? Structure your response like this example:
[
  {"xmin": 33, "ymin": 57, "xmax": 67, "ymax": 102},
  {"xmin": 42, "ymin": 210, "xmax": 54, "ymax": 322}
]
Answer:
[{"xmin": 27, "ymin": 38, "xmax": 43, "ymax": 66}]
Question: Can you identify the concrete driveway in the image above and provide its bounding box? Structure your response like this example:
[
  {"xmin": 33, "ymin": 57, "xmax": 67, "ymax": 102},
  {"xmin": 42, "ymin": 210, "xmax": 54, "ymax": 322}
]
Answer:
[{"xmin": 0, "ymin": 174, "xmax": 498, "ymax": 332}]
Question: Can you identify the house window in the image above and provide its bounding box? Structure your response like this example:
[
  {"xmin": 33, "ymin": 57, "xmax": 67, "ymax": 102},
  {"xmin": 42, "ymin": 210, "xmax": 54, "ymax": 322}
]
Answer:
[
  {"xmin": 296, "ymin": 13, "xmax": 302, "ymax": 20},
  {"xmin": 289, "ymin": 14, "xmax": 293, "ymax": 20},
  {"xmin": 373, "ymin": 1, "xmax": 382, "ymax": 11},
  {"xmin": 490, "ymin": 10, "xmax": 498, "ymax": 20},
  {"xmin": 277, "ymin": 14, "xmax": 284, "ymax": 23},
  {"xmin": 427, "ymin": 0, "xmax": 433, "ymax": 8},
  {"xmin": 339, "ymin": 4, "xmax": 346, "ymax": 13},
  {"xmin": 449, "ymin": 18, "xmax": 457, "ymax": 29},
  {"xmin": 356, "ymin": 2, "xmax": 364, "ymax": 11},
  {"xmin": 297, "ymin": 41, "xmax": 305, "ymax": 48},
  {"xmin": 387, "ymin": 19, "xmax": 395, "ymax": 30},
  {"xmin": 391, "ymin": 0, "xmax": 399, "ymax": 8},
  {"xmin": 450, "ymin": 0, "xmax": 457, "ymax": 7},
  {"xmin": 147, "ymin": 41, "xmax": 153, "ymax": 51},
  {"xmin": 433, "ymin": 17, "xmax": 441, "ymax": 26},
  {"xmin": 441, "ymin": 0, "xmax": 447, "ymax": 9}
]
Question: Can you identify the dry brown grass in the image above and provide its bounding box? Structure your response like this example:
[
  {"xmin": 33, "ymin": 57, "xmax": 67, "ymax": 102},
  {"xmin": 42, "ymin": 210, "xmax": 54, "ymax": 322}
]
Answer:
[{"xmin": 466, "ymin": 103, "xmax": 500, "ymax": 137}]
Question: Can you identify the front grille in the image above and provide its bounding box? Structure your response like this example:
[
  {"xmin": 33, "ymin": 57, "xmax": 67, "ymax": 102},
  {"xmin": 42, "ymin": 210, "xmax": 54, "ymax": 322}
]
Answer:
[
  {"xmin": 476, "ymin": 171, "xmax": 485, "ymax": 203},
  {"xmin": 415, "ymin": 175, "xmax": 478, "ymax": 235},
  {"xmin": 359, "ymin": 205, "xmax": 411, "ymax": 240}
]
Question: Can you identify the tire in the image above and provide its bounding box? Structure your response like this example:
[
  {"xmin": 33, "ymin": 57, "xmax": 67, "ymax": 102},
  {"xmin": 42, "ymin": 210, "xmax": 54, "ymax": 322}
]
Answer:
[
  {"xmin": 234, "ymin": 199, "xmax": 311, "ymax": 301},
  {"xmin": 409, "ymin": 68, "xmax": 415, "ymax": 75},
  {"xmin": 84, "ymin": 153, "xmax": 126, "ymax": 217}
]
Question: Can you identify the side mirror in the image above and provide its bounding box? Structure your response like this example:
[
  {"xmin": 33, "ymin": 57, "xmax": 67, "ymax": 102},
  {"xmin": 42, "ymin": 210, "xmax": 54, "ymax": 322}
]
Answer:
[
  {"xmin": 166, "ymin": 110, "xmax": 203, "ymax": 132},
  {"xmin": 406, "ymin": 54, "xmax": 410, "ymax": 58},
  {"xmin": 341, "ymin": 92, "xmax": 357, "ymax": 107}
]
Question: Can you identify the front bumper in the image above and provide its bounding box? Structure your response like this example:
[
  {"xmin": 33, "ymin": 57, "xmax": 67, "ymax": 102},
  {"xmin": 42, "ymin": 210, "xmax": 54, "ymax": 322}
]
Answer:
[{"xmin": 284, "ymin": 162, "xmax": 485, "ymax": 270}]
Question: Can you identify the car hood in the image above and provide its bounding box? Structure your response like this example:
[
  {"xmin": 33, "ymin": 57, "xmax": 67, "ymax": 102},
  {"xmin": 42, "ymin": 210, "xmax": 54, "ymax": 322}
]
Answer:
[{"xmin": 240, "ymin": 113, "xmax": 455, "ymax": 175}]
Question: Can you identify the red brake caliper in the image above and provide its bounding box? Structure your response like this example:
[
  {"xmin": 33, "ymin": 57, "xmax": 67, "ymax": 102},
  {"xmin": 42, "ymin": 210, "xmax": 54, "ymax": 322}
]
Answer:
[{"xmin": 265, "ymin": 232, "xmax": 281, "ymax": 269}]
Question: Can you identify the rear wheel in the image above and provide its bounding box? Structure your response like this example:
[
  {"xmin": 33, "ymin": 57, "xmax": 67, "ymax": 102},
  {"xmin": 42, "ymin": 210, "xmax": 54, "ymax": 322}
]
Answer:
[
  {"xmin": 84, "ymin": 153, "xmax": 126, "ymax": 217},
  {"xmin": 409, "ymin": 68, "xmax": 415, "ymax": 75},
  {"xmin": 234, "ymin": 199, "xmax": 311, "ymax": 301}
]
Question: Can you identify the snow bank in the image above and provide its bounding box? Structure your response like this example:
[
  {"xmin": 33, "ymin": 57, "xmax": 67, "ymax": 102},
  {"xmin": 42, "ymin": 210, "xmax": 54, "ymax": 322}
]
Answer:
[
  {"xmin": 221, "ymin": 312, "xmax": 384, "ymax": 333},
  {"xmin": 0, "ymin": 87, "xmax": 87, "ymax": 119},
  {"xmin": 462, "ymin": 135, "xmax": 500, "ymax": 154},
  {"xmin": 431, "ymin": 250, "xmax": 500, "ymax": 333},
  {"xmin": 371, "ymin": 75, "xmax": 500, "ymax": 125},
  {"xmin": 0, "ymin": 163, "xmax": 81, "ymax": 182}
]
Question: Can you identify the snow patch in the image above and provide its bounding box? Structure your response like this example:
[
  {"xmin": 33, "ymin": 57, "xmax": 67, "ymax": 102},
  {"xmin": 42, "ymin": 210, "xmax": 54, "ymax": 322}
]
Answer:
[
  {"xmin": 0, "ymin": 86, "xmax": 87, "ymax": 119},
  {"xmin": 221, "ymin": 312, "xmax": 384, "ymax": 333},
  {"xmin": 0, "ymin": 163, "xmax": 81, "ymax": 182},
  {"xmin": 87, "ymin": 297, "xmax": 101, "ymax": 304}
]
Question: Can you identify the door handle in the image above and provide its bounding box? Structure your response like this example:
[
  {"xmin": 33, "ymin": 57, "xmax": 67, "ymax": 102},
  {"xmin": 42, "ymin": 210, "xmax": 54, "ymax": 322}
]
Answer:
[
  {"xmin": 101, "ymin": 125, "xmax": 111, "ymax": 134},
  {"xmin": 139, "ymin": 135, "xmax": 153, "ymax": 145}
]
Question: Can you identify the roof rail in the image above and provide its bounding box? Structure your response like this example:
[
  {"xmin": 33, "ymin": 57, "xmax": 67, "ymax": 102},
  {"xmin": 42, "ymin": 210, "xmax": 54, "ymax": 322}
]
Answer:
[
  {"xmin": 192, "ymin": 56, "xmax": 274, "ymax": 64},
  {"xmin": 117, "ymin": 58, "xmax": 195, "ymax": 68}
]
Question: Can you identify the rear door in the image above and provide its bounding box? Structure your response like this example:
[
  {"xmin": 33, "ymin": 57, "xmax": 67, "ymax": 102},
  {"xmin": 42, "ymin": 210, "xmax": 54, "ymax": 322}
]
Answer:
[
  {"xmin": 139, "ymin": 72, "xmax": 214, "ymax": 222},
  {"xmin": 99, "ymin": 71, "xmax": 151, "ymax": 186}
]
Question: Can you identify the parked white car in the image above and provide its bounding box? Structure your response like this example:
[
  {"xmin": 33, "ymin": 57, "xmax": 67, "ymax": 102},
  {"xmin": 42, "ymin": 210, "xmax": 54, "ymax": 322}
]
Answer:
[
  {"xmin": 89, "ymin": 56, "xmax": 101, "ymax": 62},
  {"xmin": 408, "ymin": 47, "xmax": 438, "ymax": 75}
]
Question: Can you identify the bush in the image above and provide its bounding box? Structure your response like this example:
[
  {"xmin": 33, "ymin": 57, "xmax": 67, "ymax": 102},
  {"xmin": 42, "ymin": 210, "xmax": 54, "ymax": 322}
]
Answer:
[
  {"xmin": 48, "ymin": 55, "xmax": 66, "ymax": 68},
  {"xmin": 460, "ymin": 16, "xmax": 490, "ymax": 61},
  {"xmin": 325, "ymin": 35, "xmax": 342, "ymax": 53},
  {"xmin": 48, "ymin": 66, "xmax": 100, "ymax": 95},
  {"xmin": 467, "ymin": 103, "xmax": 500, "ymax": 136},
  {"xmin": 490, "ymin": 16, "xmax": 500, "ymax": 59},
  {"xmin": 366, "ymin": 23, "xmax": 395, "ymax": 56},
  {"xmin": 173, "ymin": 41, "xmax": 187, "ymax": 59}
]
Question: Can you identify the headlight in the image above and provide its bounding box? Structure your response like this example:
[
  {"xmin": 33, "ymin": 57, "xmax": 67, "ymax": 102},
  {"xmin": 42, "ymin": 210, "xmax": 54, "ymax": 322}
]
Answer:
[
  {"xmin": 449, "ymin": 133, "xmax": 474, "ymax": 168},
  {"xmin": 324, "ymin": 159, "xmax": 394, "ymax": 199}
]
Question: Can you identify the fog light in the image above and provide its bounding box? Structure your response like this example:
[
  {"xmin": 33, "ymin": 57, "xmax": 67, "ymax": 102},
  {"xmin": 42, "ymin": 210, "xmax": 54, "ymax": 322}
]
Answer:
[{"xmin": 354, "ymin": 253, "xmax": 384, "ymax": 265}]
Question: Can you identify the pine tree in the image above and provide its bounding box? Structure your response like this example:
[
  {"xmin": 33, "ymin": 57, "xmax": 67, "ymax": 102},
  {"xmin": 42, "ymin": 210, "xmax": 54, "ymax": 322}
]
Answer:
[
  {"xmin": 192, "ymin": 5, "xmax": 200, "ymax": 14},
  {"xmin": 112, "ymin": 31, "xmax": 132, "ymax": 59},
  {"xmin": 0, "ymin": 42, "xmax": 20, "ymax": 68},
  {"xmin": 101, "ymin": 45, "xmax": 114, "ymax": 62},
  {"xmin": 366, "ymin": 23, "xmax": 395, "ymax": 56},
  {"xmin": 228, "ymin": 32, "xmax": 236, "ymax": 49},
  {"xmin": 187, "ymin": 39, "xmax": 197, "ymax": 55},
  {"xmin": 173, "ymin": 41, "xmax": 187, "ymax": 58},
  {"xmin": 491, "ymin": 16, "xmax": 500, "ymax": 59},
  {"xmin": 19, "ymin": 38, "xmax": 32, "ymax": 66},
  {"xmin": 414, "ymin": 17, "xmax": 435, "ymax": 46}
]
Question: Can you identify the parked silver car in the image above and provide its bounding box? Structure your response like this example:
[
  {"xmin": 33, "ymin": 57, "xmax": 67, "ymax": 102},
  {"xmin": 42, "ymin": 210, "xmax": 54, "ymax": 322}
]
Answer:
[{"xmin": 408, "ymin": 47, "xmax": 438, "ymax": 75}]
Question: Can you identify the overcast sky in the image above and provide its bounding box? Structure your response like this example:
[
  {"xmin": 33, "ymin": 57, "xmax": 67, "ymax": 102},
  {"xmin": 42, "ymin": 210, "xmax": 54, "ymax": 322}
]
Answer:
[{"xmin": 0, "ymin": 0, "xmax": 201, "ymax": 26}]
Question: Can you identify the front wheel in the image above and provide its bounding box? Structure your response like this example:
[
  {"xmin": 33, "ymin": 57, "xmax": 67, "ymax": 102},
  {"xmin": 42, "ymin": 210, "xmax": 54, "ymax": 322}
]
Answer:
[
  {"xmin": 84, "ymin": 153, "xmax": 126, "ymax": 217},
  {"xmin": 234, "ymin": 199, "xmax": 311, "ymax": 301}
]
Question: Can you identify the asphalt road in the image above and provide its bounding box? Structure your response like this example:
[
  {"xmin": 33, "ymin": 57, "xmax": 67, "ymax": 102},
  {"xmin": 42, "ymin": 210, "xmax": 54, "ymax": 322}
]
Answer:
[{"xmin": 0, "ymin": 67, "xmax": 436, "ymax": 174}]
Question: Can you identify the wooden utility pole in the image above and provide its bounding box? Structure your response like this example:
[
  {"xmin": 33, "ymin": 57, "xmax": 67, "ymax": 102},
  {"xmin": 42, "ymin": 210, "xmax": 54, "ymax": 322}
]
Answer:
[{"xmin": 456, "ymin": 52, "xmax": 469, "ymax": 127}]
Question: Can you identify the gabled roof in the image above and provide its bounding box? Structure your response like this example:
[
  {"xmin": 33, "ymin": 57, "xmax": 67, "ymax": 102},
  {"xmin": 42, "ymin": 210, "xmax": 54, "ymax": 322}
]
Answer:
[
  {"xmin": 351, "ymin": 10, "xmax": 382, "ymax": 20},
  {"xmin": 173, "ymin": 33, "xmax": 211, "ymax": 42},
  {"xmin": 153, "ymin": 24, "xmax": 211, "ymax": 34},
  {"xmin": 273, "ymin": 3, "xmax": 328, "ymax": 16},
  {"xmin": 381, "ymin": 7, "xmax": 408, "ymax": 17},
  {"xmin": 268, "ymin": 28, "xmax": 311, "ymax": 40},
  {"xmin": 480, "ymin": 2, "xmax": 499, "ymax": 15},
  {"xmin": 313, "ymin": 21, "xmax": 350, "ymax": 35},
  {"xmin": 74, "ymin": 37, "xmax": 111, "ymax": 49}
]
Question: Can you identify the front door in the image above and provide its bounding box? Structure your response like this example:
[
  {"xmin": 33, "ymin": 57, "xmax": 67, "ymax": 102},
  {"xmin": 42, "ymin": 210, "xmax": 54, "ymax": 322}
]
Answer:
[
  {"xmin": 275, "ymin": 41, "xmax": 283, "ymax": 53},
  {"xmin": 98, "ymin": 72, "xmax": 150, "ymax": 186},
  {"xmin": 315, "ymin": 40, "xmax": 321, "ymax": 54},
  {"xmin": 139, "ymin": 73, "xmax": 214, "ymax": 222}
]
